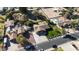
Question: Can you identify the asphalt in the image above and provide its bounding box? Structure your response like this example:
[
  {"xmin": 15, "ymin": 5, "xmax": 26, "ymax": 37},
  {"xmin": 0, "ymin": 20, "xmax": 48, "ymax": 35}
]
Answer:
[{"xmin": 36, "ymin": 32, "xmax": 79, "ymax": 50}]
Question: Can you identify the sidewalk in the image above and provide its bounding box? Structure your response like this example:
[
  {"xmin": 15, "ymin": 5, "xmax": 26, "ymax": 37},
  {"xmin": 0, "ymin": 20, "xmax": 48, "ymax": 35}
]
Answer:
[{"xmin": 59, "ymin": 42, "xmax": 77, "ymax": 51}]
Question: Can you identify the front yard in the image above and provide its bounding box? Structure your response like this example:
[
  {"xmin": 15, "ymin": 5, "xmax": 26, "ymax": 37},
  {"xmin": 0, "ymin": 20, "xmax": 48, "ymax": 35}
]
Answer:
[{"xmin": 46, "ymin": 26, "xmax": 65, "ymax": 39}]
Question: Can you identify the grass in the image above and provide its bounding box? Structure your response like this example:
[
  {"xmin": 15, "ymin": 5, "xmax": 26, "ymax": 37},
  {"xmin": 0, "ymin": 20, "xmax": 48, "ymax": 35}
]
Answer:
[{"xmin": 52, "ymin": 47, "xmax": 64, "ymax": 51}]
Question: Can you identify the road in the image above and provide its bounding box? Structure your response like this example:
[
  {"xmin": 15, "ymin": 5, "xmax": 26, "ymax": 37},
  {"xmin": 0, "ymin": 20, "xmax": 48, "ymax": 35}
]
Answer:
[{"xmin": 36, "ymin": 32, "xmax": 79, "ymax": 50}]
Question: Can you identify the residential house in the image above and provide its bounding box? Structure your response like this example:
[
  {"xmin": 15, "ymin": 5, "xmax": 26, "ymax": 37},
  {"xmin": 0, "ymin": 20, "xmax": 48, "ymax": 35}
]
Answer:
[
  {"xmin": 12, "ymin": 13, "xmax": 27, "ymax": 21},
  {"xmin": 4, "ymin": 19, "xmax": 14, "ymax": 28},
  {"xmin": 33, "ymin": 21, "xmax": 49, "ymax": 32}
]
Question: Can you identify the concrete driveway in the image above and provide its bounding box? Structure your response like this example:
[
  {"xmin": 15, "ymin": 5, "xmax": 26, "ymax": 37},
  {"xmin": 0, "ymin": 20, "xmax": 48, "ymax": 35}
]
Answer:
[{"xmin": 32, "ymin": 32, "xmax": 48, "ymax": 44}]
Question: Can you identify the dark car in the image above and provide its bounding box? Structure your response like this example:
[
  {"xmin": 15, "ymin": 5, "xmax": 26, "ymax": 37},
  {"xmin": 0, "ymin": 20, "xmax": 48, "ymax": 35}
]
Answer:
[
  {"xmin": 63, "ymin": 34, "xmax": 77, "ymax": 40},
  {"xmin": 24, "ymin": 45, "xmax": 36, "ymax": 51}
]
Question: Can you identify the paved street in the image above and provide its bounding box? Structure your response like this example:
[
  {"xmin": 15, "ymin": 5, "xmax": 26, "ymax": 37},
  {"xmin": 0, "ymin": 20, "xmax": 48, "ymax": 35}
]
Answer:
[{"xmin": 36, "ymin": 32, "xmax": 79, "ymax": 50}]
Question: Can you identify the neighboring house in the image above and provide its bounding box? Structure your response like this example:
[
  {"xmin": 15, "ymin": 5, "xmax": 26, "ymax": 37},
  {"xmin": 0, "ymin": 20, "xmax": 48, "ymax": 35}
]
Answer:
[
  {"xmin": 5, "ymin": 19, "xmax": 14, "ymax": 28},
  {"xmin": 12, "ymin": 13, "xmax": 27, "ymax": 21},
  {"xmin": 14, "ymin": 25, "xmax": 31, "ymax": 34},
  {"xmin": 40, "ymin": 7, "xmax": 68, "ymax": 25}
]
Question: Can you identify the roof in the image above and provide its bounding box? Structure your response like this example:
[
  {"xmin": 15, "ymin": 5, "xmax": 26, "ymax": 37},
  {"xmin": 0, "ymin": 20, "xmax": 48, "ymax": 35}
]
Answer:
[
  {"xmin": 33, "ymin": 21, "xmax": 48, "ymax": 32},
  {"xmin": 40, "ymin": 8, "xmax": 60, "ymax": 19}
]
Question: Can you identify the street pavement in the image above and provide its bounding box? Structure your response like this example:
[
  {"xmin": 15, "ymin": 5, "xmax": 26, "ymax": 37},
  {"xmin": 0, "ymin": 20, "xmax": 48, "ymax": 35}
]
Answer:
[
  {"xmin": 59, "ymin": 42, "xmax": 77, "ymax": 51},
  {"xmin": 36, "ymin": 32, "xmax": 79, "ymax": 50}
]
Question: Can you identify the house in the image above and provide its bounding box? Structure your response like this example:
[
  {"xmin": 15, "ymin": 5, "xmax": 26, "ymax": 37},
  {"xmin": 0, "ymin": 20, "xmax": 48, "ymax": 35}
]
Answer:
[
  {"xmin": 4, "ymin": 19, "xmax": 14, "ymax": 28},
  {"xmin": 33, "ymin": 21, "xmax": 49, "ymax": 32},
  {"xmin": 12, "ymin": 13, "xmax": 27, "ymax": 21}
]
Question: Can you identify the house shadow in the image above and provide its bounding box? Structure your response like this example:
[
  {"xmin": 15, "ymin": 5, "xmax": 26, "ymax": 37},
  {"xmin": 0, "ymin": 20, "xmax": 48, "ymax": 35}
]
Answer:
[
  {"xmin": 22, "ymin": 31, "xmax": 30, "ymax": 39},
  {"xmin": 26, "ymin": 11, "xmax": 37, "ymax": 20}
]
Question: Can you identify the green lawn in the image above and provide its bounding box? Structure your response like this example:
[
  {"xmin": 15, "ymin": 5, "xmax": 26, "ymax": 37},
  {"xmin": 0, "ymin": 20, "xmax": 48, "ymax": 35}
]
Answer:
[{"xmin": 52, "ymin": 47, "xmax": 64, "ymax": 51}]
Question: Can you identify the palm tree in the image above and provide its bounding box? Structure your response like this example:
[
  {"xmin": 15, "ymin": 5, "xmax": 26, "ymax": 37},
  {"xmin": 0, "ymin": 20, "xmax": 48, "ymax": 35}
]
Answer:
[{"xmin": 16, "ymin": 34, "xmax": 30, "ymax": 47}]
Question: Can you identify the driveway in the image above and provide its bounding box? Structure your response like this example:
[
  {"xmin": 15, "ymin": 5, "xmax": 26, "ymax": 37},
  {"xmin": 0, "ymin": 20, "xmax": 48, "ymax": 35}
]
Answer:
[{"xmin": 32, "ymin": 32, "xmax": 48, "ymax": 44}]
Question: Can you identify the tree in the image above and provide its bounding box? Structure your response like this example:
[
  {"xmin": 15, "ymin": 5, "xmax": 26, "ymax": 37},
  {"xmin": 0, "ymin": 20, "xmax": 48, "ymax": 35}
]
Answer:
[
  {"xmin": 2, "ymin": 7, "xmax": 8, "ymax": 15},
  {"xmin": 16, "ymin": 34, "xmax": 30, "ymax": 46},
  {"xmin": 19, "ymin": 7, "xmax": 28, "ymax": 14}
]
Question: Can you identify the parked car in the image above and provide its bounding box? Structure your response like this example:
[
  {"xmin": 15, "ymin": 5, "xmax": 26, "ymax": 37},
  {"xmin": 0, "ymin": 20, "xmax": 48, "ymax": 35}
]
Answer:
[
  {"xmin": 24, "ymin": 44, "xmax": 36, "ymax": 51},
  {"xmin": 63, "ymin": 34, "xmax": 77, "ymax": 40}
]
